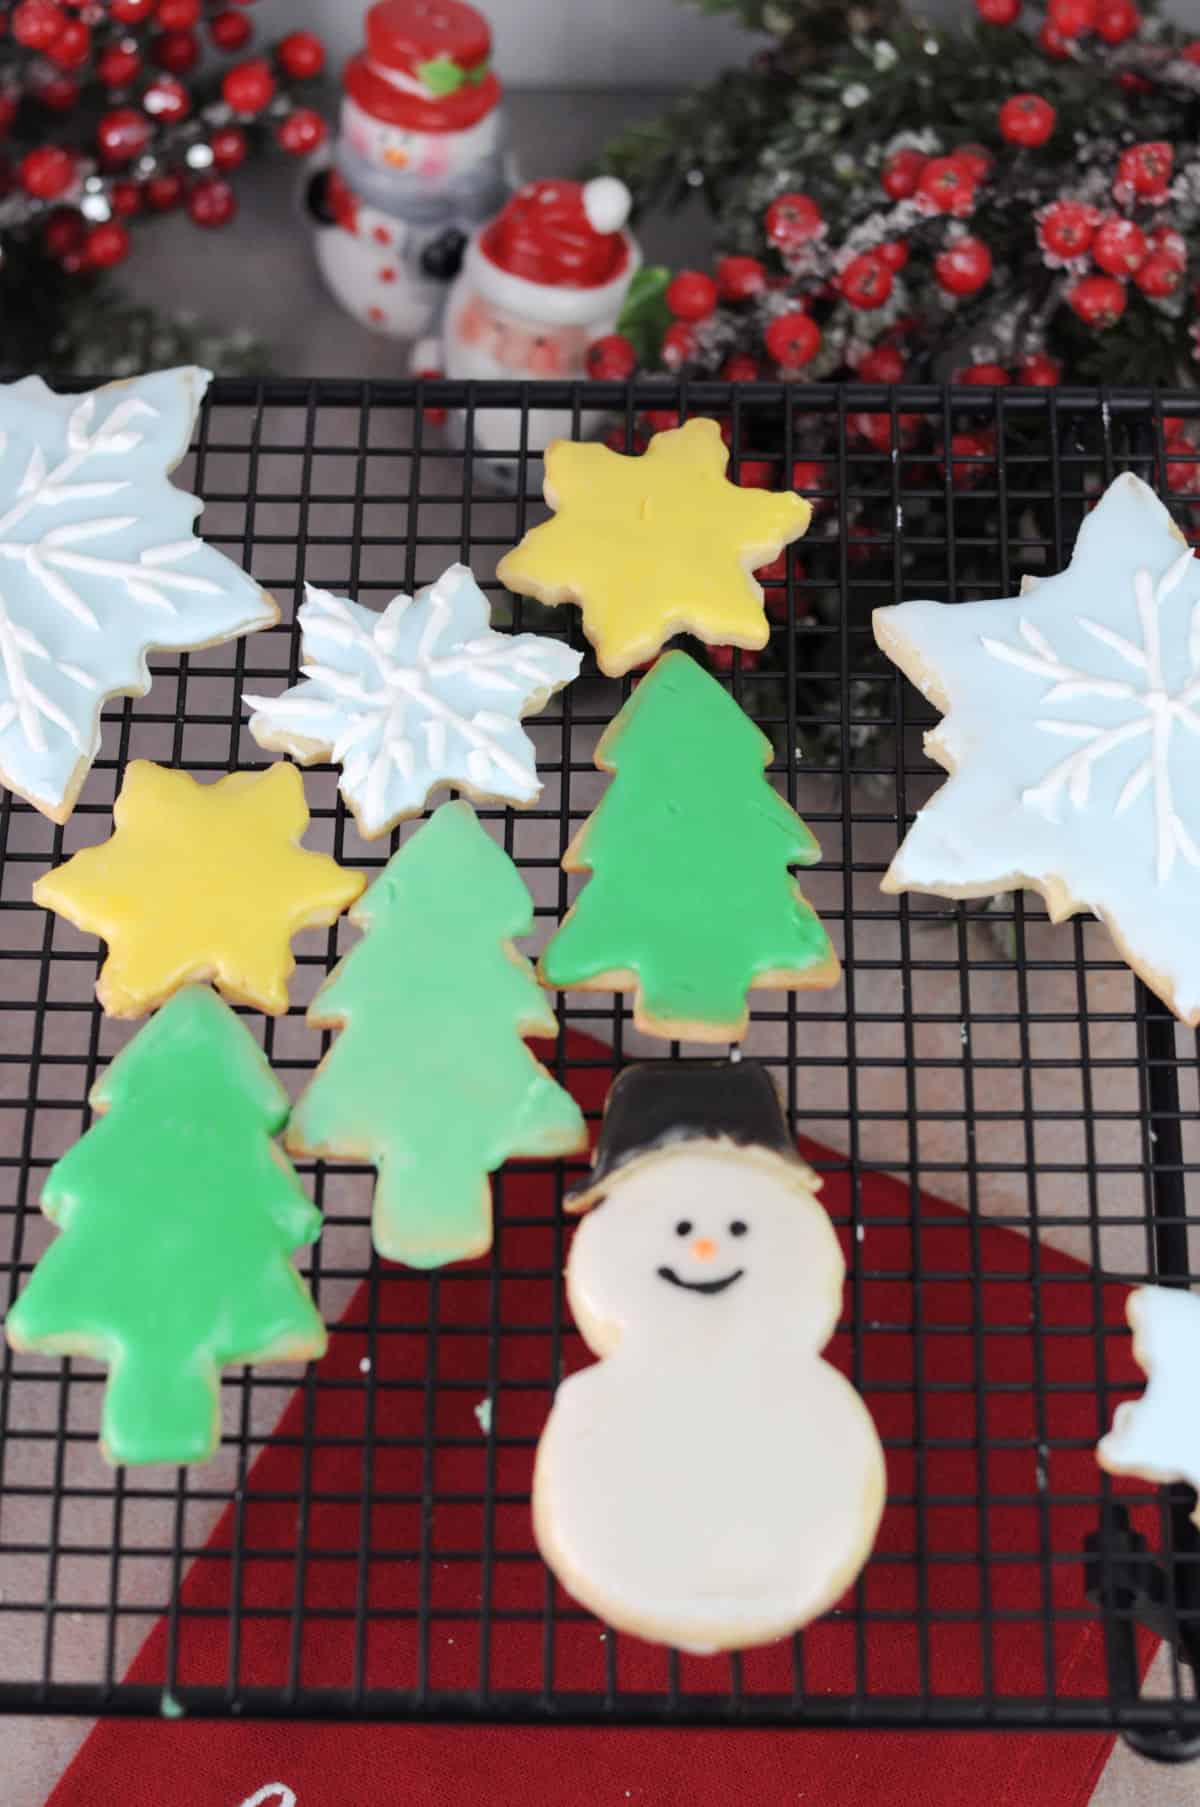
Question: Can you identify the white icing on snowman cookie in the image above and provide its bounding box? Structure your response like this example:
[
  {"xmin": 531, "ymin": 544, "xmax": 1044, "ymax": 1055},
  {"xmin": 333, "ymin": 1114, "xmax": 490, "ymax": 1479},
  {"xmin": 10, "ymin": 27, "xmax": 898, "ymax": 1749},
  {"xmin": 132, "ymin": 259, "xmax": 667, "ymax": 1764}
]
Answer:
[
  {"xmin": 874, "ymin": 472, "xmax": 1200, "ymax": 1024},
  {"xmin": 532, "ymin": 1142, "xmax": 886, "ymax": 1652},
  {"xmin": 1098, "ymin": 1285, "xmax": 1200, "ymax": 1520}
]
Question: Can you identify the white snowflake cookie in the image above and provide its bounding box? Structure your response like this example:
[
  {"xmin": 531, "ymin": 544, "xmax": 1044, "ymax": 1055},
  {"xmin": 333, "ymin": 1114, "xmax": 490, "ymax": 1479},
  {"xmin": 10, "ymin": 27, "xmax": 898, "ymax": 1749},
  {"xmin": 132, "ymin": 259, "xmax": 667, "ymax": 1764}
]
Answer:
[
  {"xmin": 874, "ymin": 472, "xmax": 1200, "ymax": 1023},
  {"xmin": 1098, "ymin": 1285, "xmax": 1200, "ymax": 1528},
  {"xmin": 245, "ymin": 562, "xmax": 581, "ymax": 837},
  {"xmin": 0, "ymin": 367, "xmax": 276, "ymax": 823}
]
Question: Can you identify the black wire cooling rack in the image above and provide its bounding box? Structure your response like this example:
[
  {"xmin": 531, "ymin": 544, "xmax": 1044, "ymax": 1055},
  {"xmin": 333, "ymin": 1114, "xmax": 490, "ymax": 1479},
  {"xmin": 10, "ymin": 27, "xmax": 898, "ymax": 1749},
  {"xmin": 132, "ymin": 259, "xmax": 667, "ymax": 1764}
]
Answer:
[{"xmin": 1, "ymin": 378, "xmax": 1199, "ymax": 1757}]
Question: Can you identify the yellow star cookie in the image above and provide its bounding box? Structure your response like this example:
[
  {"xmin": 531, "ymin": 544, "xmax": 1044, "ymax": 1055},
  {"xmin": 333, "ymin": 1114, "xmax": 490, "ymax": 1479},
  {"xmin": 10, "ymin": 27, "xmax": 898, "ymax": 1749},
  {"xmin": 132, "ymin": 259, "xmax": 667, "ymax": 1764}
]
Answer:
[
  {"xmin": 34, "ymin": 760, "xmax": 364, "ymax": 1018},
  {"xmin": 497, "ymin": 417, "xmax": 811, "ymax": 677}
]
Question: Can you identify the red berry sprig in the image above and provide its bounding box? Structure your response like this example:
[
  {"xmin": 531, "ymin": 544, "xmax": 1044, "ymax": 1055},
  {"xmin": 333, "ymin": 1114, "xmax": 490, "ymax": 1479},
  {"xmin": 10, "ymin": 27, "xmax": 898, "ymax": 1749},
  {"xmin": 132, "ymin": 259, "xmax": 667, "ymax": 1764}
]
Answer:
[
  {"xmin": 934, "ymin": 236, "xmax": 993, "ymax": 296},
  {"xmin": 998, "ymin": 94, "xmax": 1057, "ymax": 148}
]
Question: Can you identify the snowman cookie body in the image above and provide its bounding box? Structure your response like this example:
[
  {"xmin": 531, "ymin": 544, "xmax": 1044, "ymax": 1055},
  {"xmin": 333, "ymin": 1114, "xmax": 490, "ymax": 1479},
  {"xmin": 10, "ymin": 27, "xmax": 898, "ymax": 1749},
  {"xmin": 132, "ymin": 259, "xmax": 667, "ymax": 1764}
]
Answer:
[{"xmin": 533, "ymin": 1139, "xmax": 886, "ymax": 1652}]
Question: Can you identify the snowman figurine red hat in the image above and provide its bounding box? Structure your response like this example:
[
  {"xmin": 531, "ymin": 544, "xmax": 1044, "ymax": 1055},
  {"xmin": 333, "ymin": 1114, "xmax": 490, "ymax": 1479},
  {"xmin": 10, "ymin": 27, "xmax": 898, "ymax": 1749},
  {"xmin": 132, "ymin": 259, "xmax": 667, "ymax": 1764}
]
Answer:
[
  {"xmin": 309, "ymin": 0, "xmax": 509, "ymax": 340},
  {"xmin": 440, "ymin": 174, "xmax": 639, "ymax": 462}
]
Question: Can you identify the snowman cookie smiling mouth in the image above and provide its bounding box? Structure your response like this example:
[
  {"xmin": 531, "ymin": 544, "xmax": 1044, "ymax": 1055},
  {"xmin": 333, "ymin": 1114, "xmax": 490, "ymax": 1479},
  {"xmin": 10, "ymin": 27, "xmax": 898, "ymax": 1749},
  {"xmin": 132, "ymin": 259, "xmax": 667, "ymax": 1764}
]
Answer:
[{"xmin": 656, "ymin": 1264, "xmax": 745, "ymax": 1295}]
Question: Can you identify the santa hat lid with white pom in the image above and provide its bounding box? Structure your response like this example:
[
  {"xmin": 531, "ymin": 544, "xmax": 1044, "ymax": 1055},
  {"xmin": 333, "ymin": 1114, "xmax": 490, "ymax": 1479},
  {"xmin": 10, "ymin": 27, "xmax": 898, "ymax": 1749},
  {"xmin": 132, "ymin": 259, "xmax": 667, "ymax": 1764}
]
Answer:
[{"xmin": 464, "ymin": 176, "xmax": 640, "ymax": 327}]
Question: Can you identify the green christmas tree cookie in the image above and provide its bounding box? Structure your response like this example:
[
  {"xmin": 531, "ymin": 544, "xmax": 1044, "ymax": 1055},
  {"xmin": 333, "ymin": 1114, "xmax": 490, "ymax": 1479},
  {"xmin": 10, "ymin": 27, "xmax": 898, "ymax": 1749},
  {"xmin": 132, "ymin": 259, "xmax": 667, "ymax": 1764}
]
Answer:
[
  {"xmin": 541, "ymin": 650, "xmax": 841, "ymax": 1041},
  {"xmin": 5, "ymin": 986, "xmax": 326, "ymax": 1467},
  {"xmin": 287, "ymin": 800, "xmax": 588, "ymax": 1268}
]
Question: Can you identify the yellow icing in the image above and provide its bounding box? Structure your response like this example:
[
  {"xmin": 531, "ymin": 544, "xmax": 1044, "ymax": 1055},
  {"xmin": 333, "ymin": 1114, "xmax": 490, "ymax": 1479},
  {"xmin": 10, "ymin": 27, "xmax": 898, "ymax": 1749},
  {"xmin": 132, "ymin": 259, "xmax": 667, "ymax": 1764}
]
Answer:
[
  {"xmin": 497, "ymin": 417, "xmax": 811, "ymax": 677},
  {"xmin": 33, "ymin": 760, "xmax": 365, "ymax": 1018}
]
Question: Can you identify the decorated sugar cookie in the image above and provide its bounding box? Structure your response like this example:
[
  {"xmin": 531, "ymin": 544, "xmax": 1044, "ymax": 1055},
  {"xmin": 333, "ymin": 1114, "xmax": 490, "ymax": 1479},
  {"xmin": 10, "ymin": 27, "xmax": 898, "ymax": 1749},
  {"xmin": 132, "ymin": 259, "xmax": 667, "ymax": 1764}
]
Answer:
[
  {"xmin": 33, "ymin": 760, "xmax": 364, "ymax": 1018},
  {"xmin": 496, "ymin": 418, "xmax": 811, "ymax": 677},
  {"xmin": 540, "ymin": 651, "xmax": 840, "ymax": 1042},
  {"xmin": 532, "ymin": 1060, "xmax": 886, "ymax": 1652},
  {"xmin": 0, "ymin": 368, "xmax": 275, "ymax": 823},
  {"xmin": 287, "ymin": 800, "xmax": 587, "ymax": 1267},
  {"xmin": 874, "ymin": 472, "xmax": 1200, "ymax": 1024},
  {"xmin": 1098, "ymin": 1286, "xmax": 1200, "ymax": 1523},
  {"xmin": 245, "ymin": 562, "xmax": 581, "ymax": 838},
  {"xmin": 4, "ymin": 986, "xmax": 326, "ymax": 1467}
]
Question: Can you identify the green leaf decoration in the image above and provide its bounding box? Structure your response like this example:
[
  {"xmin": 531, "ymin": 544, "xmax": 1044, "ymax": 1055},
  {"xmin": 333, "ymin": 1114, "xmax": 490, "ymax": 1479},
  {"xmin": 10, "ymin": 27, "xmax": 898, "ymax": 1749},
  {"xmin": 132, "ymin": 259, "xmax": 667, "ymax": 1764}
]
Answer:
[
  {"xmin": 616, "ymin": 265, "xmax": 673, "ymax": 368},
  {"xmin": 417, "ymin": 54, "xmax": 466, "ymax": 96}
]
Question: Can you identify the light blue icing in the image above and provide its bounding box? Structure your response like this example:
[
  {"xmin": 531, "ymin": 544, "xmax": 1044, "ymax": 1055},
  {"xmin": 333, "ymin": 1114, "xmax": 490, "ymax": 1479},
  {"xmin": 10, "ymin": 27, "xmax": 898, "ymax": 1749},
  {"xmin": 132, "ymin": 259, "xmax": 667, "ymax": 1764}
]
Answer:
[
  {"xmin": 876, "ymin": 471, "xmax": 1200, "ymax": 1017},
  {"xmin": 245, "ymin": 562, "xmax": 581, "ymax": 836},
  {"xmin": 0, "ymin": 367, "xmax": 273, "ymax": 817}
]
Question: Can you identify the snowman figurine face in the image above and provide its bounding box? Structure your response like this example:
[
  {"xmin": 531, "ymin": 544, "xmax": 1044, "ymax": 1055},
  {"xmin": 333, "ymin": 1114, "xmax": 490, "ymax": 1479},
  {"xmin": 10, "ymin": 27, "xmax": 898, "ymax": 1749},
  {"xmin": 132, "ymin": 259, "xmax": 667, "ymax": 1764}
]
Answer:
[
  {"xmin": 566, "ymin": 1143, "xmax": 844, "ymax": 1361},
  {"xmin": 341, "ymin": 96, "xmax": 501, "ymax": 185}
]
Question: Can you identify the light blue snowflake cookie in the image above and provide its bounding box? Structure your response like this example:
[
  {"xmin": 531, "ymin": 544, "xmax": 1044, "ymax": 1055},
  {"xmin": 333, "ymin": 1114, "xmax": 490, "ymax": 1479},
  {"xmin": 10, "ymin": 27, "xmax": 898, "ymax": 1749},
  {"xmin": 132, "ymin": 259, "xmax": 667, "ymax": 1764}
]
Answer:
[
  {"xmin": 0, "ymin": 368, "xmax": 276, "ymax": 822},
  {"xmin": 874, "ymin": 471, "xmax": 1200, "ymax": 1023},
  {"xmin": 245, "ymin": 563, "xmax": 582, "ymax": 837}
]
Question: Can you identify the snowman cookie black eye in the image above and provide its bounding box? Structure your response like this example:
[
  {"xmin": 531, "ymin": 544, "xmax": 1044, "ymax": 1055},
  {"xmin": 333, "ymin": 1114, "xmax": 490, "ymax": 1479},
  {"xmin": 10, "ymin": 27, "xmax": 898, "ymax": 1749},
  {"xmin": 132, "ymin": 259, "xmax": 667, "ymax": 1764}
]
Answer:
[
  {"xmin": 675, "ymin": 1219, "xmax": 693, "ymax": 1237},
  {"xmin": 729, "ymin": 1220, "xmax": 748, "ymax": 1237}
]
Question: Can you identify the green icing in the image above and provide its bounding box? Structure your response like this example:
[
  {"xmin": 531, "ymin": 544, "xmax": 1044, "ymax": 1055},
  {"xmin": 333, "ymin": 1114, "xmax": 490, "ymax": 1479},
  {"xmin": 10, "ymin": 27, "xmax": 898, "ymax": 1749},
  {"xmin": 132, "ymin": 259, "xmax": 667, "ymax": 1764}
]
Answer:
[
  {"xmin": 289, "ymin": 801, "xmax": 586, "ymax": 1269},
  {"xmin": 4, "ymin": 986, "xmax": 325, "ymax": 1468},
  {"xmin": 540, "ymin": 651, "xmax": 838, "ymax": 1034}
]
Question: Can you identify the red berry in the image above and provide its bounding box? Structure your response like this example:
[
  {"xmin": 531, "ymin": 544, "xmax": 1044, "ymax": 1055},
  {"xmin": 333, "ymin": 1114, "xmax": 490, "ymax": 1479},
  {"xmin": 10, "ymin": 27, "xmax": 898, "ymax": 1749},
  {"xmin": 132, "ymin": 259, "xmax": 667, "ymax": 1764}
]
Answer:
[
  {"xmin": 209, "ymin": 9, "xmax": 252, "ymax": 50},
  {"xmin": 1183, "ymin": 43, "xmax": 1200, "ymax": 66},
  {"xmin": 153, "ymin": 28, "xmax": 199, "ymax": 73},
  {"xmin": 156, "ymin": 0, "xmax": 200, "ymax": 24},
  {"xmin": 999, "ymin": 93, "xmax": 1057, "ymax": 148},
  {"xmin": 209, "ymin": 124, "xmax": 247, "ymax": 171},
  {"xmin": 877, "ymin": 239, "xmax": 909, "ymax": 272},
  {"xmin": 1117, "ymin": 141, "xmax": 1173, "ymax": 200},
  {"xmin": 708, "ymin": 644, "xmax": 761, "ymax": 674},
  {"xmin": 1095, "ymin": 0, "xmax": 1140, "ymax": 40},
  {"xmin": 1092, "ymin": 215, "xmax": 1147, "ymax": 276},
  {"xmin": 716, "ymin": 254, "xmax": 766, "ymax": 301},
  {"xmin": 585, "ymin": 333, "xmax": 637, "ymax": 380},
  {"xmin": 96, "ymin": 44, "xmax": 142, "ymax": 86},
  {"xmin": 945, "ymin": 429, "xmax": 996, "ymax": 489},
  {"xmin": 97, "ymin": 107, "xmax": 151, "ymax": 165},
  {"xmin": 19, "ymin": 144, "xmax": 74, "ymax": 199},
  {"xmin": 660, "ymin": 321, "xmax": 695, "ymax": 369},
  {"xmin": 790, "ymin": 460, "xmax": 829, "ymax": 502},
  {"xmin": 721, "ymin": 353, "xmax": 761, "ymax": 382},
  {"xmin": 1067, "ymin": 273, "xmax": 1127, "ymax": 327},
  {"xmin": 1018, "ymin": 351, "xmax": 1061, "ymax": 386},
  {"xmin": 1135, "ymin": 254, "xmax": 1182, "ymax": 299},
  {"xmin": 934, "ymin": 235, "xmax": 993, "ymax": 296},
  {"xmin": 143, "ymin": 168, "xmax": 185, "ymax": 211},
  {"xmin": 764, "ymin": 191, "xmax": 822, "ymax": 252},
  {"xmin": 41, "ymin": 205, "xmax": 83, "ymax": 259},
  {"xmin": 665, "ymin": 270, "xmax": 719, "ymax": 322},
  {"xmin": 853, "ymin": 412, "xmax": 921, "ymax": 454},
  {"xmin": 1147, "ymin": 225, "xmax": 1186, "ymax": 271},
  {"xmin": 83, "ymin": 220, "xmax": 131, "ymax": 269},
  {"xmin": 278, "ymin": 29, "xmax": 325, "ymax": 78},
  {"xmin": 142, "ymin": 76, "xmax": 190, "ymax": 121},
  {"xmin": 764, "ymin": 310, "xmax": 820, "ymax": 367},
  {"xmin": 36, "ymin": 73, "xmax": 80, "ymax": 112},
  {"xmin": 277, "ymin": 107, "xmax": 326, "ymax": 155},
  {"xmin": 110, "ymin": 0, "xmax": 155, "ymax": 18},
  {"xmin": 954, "ymin": 143, "xmax": 993, "ymax": 183},
  {"xmin": 960, "ymin": 362, "xmax": 1009, "ymax": 386},
  {"xmin": 1038, "ymin": 199, "xmax": 1097, "ymax": 260},
  {"xmin": 975, "ymin": 0, "xmax": 1020, "ymax": 20},
  {"xmin": 734, "ymin": 460, "xmax": 776, "ymax": 489},
  {"xmin": 1039, "ymin": 21, "xmax": 1070, "ymax": 55},
  {"xmin": 109, "ymin": 178, "xmax": 141, "ymax": 217},
  {"xmin": 914, "ymin": 155, "xmax": 976, "ymax": 217},
  {"xmin": 1048, "ymin": 0, "xmax": 1095, "ymax": 31},
  {"xmin": 45, "ymin": 16, "xmax": 88, "ymax": 64},
  {"xmin": 12, "ymin": 0, "xmax": 65, "ymax": 50},
  {"xmin": 881, "ymin": 148, "xmax": 926, "ymax": 200},
  {"xmin": 840, "ymin": 252, "xmax": 892, "ymax": 310},
  {"xmin": 187, "ymin": 176, "xmax": 236, "ymax": 228},
  {"xmin": 222, "ymin": 58, "xmax": 274, "ymax": 113},
  {"xmin": 858, "ymin": 343, "xmax": 905, "ymax": 383}
]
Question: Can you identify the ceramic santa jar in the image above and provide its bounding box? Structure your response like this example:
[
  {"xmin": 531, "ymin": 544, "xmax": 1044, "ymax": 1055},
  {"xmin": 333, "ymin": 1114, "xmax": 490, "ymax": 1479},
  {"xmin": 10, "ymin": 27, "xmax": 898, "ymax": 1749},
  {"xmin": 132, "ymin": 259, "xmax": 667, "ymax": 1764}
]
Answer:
[
  {"xmin": 308, "ymin": 0, "xmax": 509, "ymax": 340},
  {"xmin": 439, "ymin": 175, "xmax": 640, "ymax": 465}
]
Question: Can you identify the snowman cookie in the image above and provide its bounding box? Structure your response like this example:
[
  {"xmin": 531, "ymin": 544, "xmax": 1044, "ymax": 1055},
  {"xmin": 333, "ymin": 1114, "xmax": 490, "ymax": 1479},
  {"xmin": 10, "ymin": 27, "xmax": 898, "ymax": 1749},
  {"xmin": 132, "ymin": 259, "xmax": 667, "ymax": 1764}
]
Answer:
[
  {"xmin": 1098, "ymin": 1286, "xmax": 1200, "ymax": 1523},
  {"xmin": 532, "ymin": 1060, "xmax": 886, "ymax": 1653}
]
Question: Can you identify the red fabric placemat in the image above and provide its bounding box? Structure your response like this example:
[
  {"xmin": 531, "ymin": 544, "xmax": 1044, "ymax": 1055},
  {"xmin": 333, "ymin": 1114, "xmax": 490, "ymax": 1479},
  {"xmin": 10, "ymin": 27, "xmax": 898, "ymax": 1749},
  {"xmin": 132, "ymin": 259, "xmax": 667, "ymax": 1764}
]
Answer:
[{"xmin": 47, "ymin": 1036, "xmax": 1148, "ymax": 1807}]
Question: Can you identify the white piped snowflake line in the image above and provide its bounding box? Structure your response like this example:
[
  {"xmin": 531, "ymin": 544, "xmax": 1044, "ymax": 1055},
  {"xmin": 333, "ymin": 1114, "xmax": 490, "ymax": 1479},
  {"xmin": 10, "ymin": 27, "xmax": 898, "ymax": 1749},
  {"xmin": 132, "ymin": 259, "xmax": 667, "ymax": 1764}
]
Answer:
[
  {"xmin": 245, "ymin": 563, "xmax": 582, "ymax": 835},
  {"xmin": 982, "ymin": 547, "xmax": 1200, "ymax": 881}
]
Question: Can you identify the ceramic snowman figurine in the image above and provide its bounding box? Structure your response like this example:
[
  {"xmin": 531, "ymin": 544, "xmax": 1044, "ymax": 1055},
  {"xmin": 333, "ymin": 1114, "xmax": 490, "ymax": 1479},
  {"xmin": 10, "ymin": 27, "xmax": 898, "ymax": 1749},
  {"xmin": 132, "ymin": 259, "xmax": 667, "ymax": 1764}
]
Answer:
[
  {"xmin": 435, "ymin": 174, "xmax": 639, "ymax": 471},
  {"xmin": 533, "ymin": 1061, "xmax": 886, "ymax": 1654},
  {"xmin": 308, "ymin": 0, "xmax": 509, "ymax": 340}
]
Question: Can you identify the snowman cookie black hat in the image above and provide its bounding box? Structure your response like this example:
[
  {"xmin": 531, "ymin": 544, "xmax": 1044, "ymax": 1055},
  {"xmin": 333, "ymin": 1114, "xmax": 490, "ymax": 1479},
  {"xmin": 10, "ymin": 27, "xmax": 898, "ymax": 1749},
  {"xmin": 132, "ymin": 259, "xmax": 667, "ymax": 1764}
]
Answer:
[
  {"xmin": 568, "ymin": 1060, "xmax": 819, "ymax": 1211},
  {"xmin": 464, "ymin": 176, "xmax": 639, "ymax": 329}
]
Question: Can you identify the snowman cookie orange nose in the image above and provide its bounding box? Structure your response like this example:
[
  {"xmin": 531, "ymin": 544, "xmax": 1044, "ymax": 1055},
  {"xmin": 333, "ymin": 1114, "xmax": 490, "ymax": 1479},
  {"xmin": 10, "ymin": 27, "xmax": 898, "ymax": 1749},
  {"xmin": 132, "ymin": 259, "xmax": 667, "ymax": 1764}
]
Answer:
[{"xmin": 690, "ymin": 1237, "xmax": 718, "ymax": 1262}]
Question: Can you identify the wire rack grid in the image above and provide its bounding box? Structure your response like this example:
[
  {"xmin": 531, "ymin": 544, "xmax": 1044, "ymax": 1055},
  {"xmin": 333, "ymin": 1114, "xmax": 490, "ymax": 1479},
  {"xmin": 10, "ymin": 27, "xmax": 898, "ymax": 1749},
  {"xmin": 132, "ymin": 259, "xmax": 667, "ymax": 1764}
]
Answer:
[{"xmin": 0, "ymin": 377, "xmax": 1198, "ymax": 1752}]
